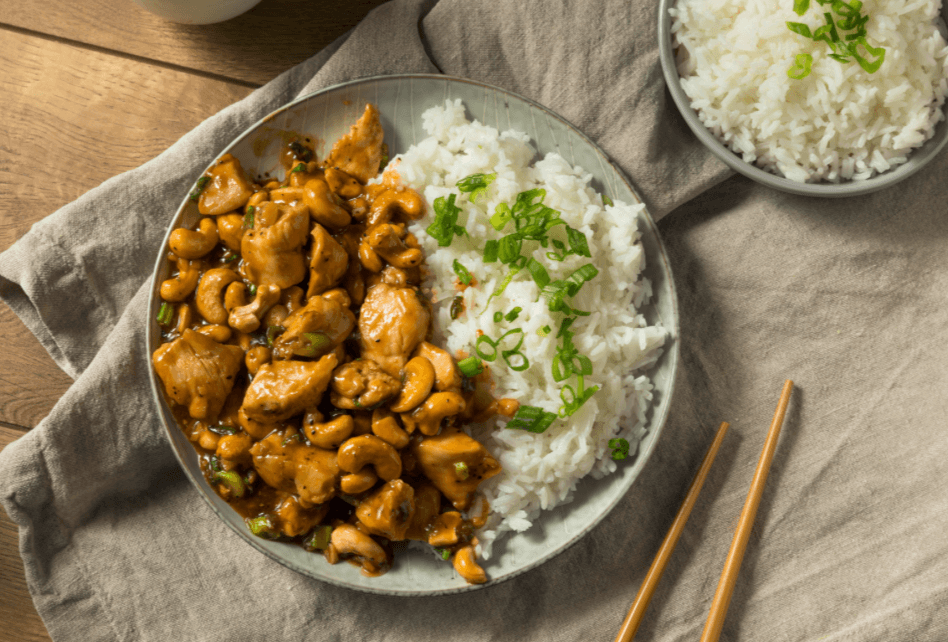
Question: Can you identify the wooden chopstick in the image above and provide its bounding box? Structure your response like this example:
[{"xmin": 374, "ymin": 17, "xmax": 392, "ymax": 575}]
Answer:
[
  {"xmin": 614, "ymin": 421, "xmax": 730, "ymax": 642},
  {"xmin": 699, "ymin": 380, "xmax": 794, "ymax": 642}
]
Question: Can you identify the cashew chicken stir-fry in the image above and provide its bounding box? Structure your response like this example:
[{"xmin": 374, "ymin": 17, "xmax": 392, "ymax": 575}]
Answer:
[{"xmin": 152, "ymin": 105, "xmax": 519, "ymax": 584}]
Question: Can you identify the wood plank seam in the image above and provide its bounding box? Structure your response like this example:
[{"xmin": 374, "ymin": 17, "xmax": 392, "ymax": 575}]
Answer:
[
  {"xmin": 0, "ymin": 22, "xmax": 261, "ymax": 89},
  {"xmin": 0, "ymin": 419, "xmax": 29, "ymax": 433}
]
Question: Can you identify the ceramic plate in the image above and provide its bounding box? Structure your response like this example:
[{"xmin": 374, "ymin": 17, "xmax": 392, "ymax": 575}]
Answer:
[{"xmin": 145, "ymin": 74, "xmax": 680, "ymax": 595}]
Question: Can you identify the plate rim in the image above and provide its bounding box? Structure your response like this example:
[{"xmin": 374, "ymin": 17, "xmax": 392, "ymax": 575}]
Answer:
[{"xmin": 145, "ymin": 72, "xmax": 681, "ymax": 596}]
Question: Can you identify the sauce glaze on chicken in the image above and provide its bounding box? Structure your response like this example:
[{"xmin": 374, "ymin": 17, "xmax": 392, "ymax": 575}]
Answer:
[{"xmin": 152, "ymin": 105, "xmax": 518, "ymax": 583}]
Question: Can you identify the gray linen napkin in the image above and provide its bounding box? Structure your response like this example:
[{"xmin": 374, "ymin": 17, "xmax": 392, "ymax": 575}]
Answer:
[{"xmin": 3, "ymin": 0, "xmax": 948, "ymax": 640}]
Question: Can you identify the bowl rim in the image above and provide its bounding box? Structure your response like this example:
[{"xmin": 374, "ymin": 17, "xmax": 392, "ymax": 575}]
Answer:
[
  {"xmin": 145, "ymin": 72, "xmax": 680, "ymax": 595},
  {"xmin": 657, "ymin": 0, "xmax": 948, "ymax": 197}
]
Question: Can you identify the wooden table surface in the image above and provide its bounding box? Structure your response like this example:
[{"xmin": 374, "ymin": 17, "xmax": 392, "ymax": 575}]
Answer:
[{"xmin": 0, "ymin": 1, "xmax": 388, "ymax": 638}]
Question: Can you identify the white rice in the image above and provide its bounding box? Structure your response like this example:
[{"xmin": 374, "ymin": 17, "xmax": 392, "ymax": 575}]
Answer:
[
  {"xmin": 387, "ymin": 101, "xmax": 667, "ymax": 559},
  {"xmin": 670, "ymin": 0, "xmax": 948, "ymax": 182}
]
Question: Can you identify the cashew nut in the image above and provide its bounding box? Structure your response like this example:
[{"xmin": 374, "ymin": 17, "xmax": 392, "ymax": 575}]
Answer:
[
  {"xmin": 389, "ymin": 356, "xmax": 436, "ymax": 413},
  {"xmin": 160, "ymin": 257, "xmax": 202, "ymax": 302},
  {"xmin": 453, "ymin": 544, "xmax": 486, "ymax": 584},
  {"xmin": 195, "ymin": 324, "xmax": 232, "ymax": 343},
  {"xmin": 245, "ymin": 346, "xmax": 271, "ymax": 375},
  {"xmin": 325, "ymin": 167, "xmax": 363, "ymax": 199},
  {"xmin": 281, "ymin": 286, "xmax": 305, "ymax": 314},
  {"xmin": 357, "ymin": 241, "xmax": 384, "ymax": 272},
  {"xmin": 228, "ymin": 284, "xmax": 280, "ymax": 333},
  {"xmin": 169, "ymin": 218, "xmax": 219, "ymax": 259},
  {"xmin": 269, "ymin": 186, "xmax": 305, "ymax": 206},
  {"xmin": 247, "ymin": 190, "xmax": 269, "ymax": 208},
  {"xmin": 263, "ymin": 304, "xmax": 289, "ymax": 329},
  {"xmin": 196, "ymin": 268, "xmax": 240, "ymax": 324},
  {"xmin": 238, "ymin": 407, "xmax": 281, "ymax": 440},
  {"xmin": 216, "ymin": 213, "xmax": 246, "ymax": 252},
  {"xmin": 427, "ymin": 511, "xmax": 464, "ymax": 547},
  {"xmin": 371, "ymin": 408, "xmax": 410, "ymax": 449},
  {"xmin": 364, "ymin": 224, "xmax": 423, "ymax": 269},
  {"xmin": 340, "ymin": 469, "xmax": 378, "ymax": 494},
  {"xmin": 325, "ymin": 524, "xmax": 389, "ymax": 576},
  {"xmin": 337, "ymin": 434, "xmax": 402, "ymax": 481},
  {"xmin": 413, "ymin": 342, "xmax": 462, "ymax": 392},
  {"xmin": 224, "ymin": 281, "xmax": 248, "ymax": 313},
  {"xmin": 367, "ymin": 188, "xmax": 425, "ymax": 226},
  {"xmin": 303, "ymin": 409, "xmax": 355, "ymax": 449},
  {"xmin": 402, "ymin": 392, "xmax": 466, "ymax": 436},
  {"xmin": 216, "ymin": 432, "xmax": 253, "ymax": 464},
  {"xmin": 303, "ymin": 178, "xmax": 351, "ymax": 229},
  {"xmin": 175, "ymin": 302, "xmax": 193, "ymax": 335}
]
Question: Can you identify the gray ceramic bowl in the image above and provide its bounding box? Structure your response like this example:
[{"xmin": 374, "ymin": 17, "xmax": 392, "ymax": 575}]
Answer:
[
  {"xmin": 146, "ymin": 74, "xmax": 679, "ymax": 595},
  {"xmin": 657, "ymin": 0, "xmax": 948, "ymax": 197}
]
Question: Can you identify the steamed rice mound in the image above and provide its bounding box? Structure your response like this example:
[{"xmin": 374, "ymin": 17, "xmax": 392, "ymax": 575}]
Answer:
[
  {"xmin": 388, "ymin": 101, "xmax": 667, "ymax": 558},
  {"xmin": 670, "ymin": 0, "xmax": 948, "ymax": 182}
]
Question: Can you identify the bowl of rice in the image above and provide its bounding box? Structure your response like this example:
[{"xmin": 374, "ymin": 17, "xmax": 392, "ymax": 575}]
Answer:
[
  {"xmin": 658, "ymin": 0, "xmax": 948, "ymax": 196},
  {"xmin": 148, "ymin": 74, "xmax": 679, "ymax": 594}
]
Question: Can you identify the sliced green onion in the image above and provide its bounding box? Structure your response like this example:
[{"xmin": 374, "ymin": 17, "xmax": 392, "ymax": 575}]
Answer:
[
  {"xmin": 566, "ymin": 226, "xmax": 592, "ymax": 258},
  {"xmin": 602, "ymin": 194, "xmax": 614, "ymax": 207},
  {"xmin": 538, "ymin": 325, "xmax": 551, "ymax": 337},
  {"xmin": 291, "ymin": 163, "xmax": 306, "ymax": 173},
  {"xmin": 457, "ymin": 356, "xmax": 484, "ymax": 378},
  {"xmin": 793, "ymin": 0, "xmax": 810, "ymax": 15},
  {"xmin": 493, "ymin": 311, "xmax": 503, "ymax": 323},
  {"xmin": 526, "ymin": 258, "xmax": 550, "ymax": 289},
  {"xmin": 786, "ymin": 22, "xmax": 812, "ymax": 38},
  {"xmin": 214, "ymin": 470, "xmax": 246, "ymax": 498},
  {"xmin": 485, "ymin": 266, "xmax": 522, "ymax": 308},
  {"xmin": 246, "ymin": 515, "xmax": 278, "ymax": 538},
  {"xmin": 189, "ymin": 176, "xmax": 210, "ymax": 202},
  {"xmin": 505, "ymin": 307, "xmax": 522, "ymax": 322},
  {"xmin": 450, "ymin": 296, "xmax": 465, "ymax": 320},
  {"xmin": 609, "ymin": 438, "xmax": 630, "ymax": 461},
  {"xmin": 483, "ymin": 239, "xmax": 499, "ymax": 263},
  {"xmin": 565, "ymin": 263, "xmax": 599, "ymax": 296},
  {"xmin": 452, "ymin": 259, "xmax": 473, "ymax": 286},
  {"xmin": 157, "ymin": 302, "xmax": 174, "ymax": 326},
  {"xmin": 490, "ymin": 203, "xmax": 513, "ymax": 231},
  {"xmin": 506, "ymin": 405, "xmax": 557, "ymax": 433},
  {"xmin": 434, "ymin": 547, "xmax": 452, "ymax": 561},
  {"xmin": 222, "ymin": 253, "xmax": 239, "ymax": 263},
  {"xmin": 247, "ymin": 283, "xmax": 257, "ymax": 297},
  {"xmin": 303, "ymin": 525, "xmax": 333, "ymax": 551},
  {"xmin": 243, "ymin": 206, "xmax": 255, "ymax": 229},
  {"xmin": 208, "ymin": 425, "xmax": 238, "ymax": 435},
  {"xmin": 426, "ymin": 193, "xmax": 465, "ymax": 247},
  {"xmin": 297, "ymin": 332, "xmax": 331, "ymax": 357},
  {"xmin": 456, "ymin": 173, "xmax": 496, "ymax": 203},
  {"xmin": 497, "ymin": 235, "xmax": 523, "ymax": 265},
  {"xmin": 454, "ymin": 461, "xmax": 470, "ymax": 480},
  {"xmin": 787, "ymin": 53, "xmax": 814, "ymax": 79},
  {"xmin": 266, "ymin": 325, "xmax": 285, "ymax": 347}
]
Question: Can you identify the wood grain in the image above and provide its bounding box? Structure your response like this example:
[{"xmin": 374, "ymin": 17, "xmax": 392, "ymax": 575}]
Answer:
[
  {"xmin": 0, "ymin": 0, "xmax": 389, "ymax": 87},
  {"xmin": 0, "ymin": 30, "xmax": 254, "ymax": 429},
  {"xmin": 0, "ymin": 425, "xmax": 51, "ymax": 642}
]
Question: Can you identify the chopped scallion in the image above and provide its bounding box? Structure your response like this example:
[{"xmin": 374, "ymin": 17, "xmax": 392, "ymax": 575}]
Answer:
[
  {"xmin": 188, "ymin": 176, "xmax": 210, "ymax": 202},
  {"xmin": 506, "ymin": 405, "xmax": 558, "ymax": 433},
  {"xmin": 266, "ymin": 325, "xmax": 285, "ymax": 347},
  {"xmin": 243, "ymin": 206, "xmax": 255, "ymax": 229},
  {"xmin": 453, "ymin": 259, "xmax": 473, "ymax": 285},
  {"xmin": 214, "ymin": 470, "xmax": 246, "ymax": 498},
  {"xmin": 303, "ymin": 525, "xmax": 333, "ymax": 551},
  {"xmin": 483, "ymin": 239, "xmax": 499, "ymax": 263},
  {"xmin": 297, "ymin": 332, "xmax": 331, "ymax": 357},
  {"xmin": 454, "ymin": 461, "xmax": 470, "ymax": 480},
  {"xmin": 505, "ymin": 307, "xmax": 522, "ymax": 322},
  {"xmin": 456, "ymin": 173, "xmax": 497, "ymax": 203},
  {"xmin": 457, "ymin": 356, "xmax": 484, "ymax": 378},
  {"xmin": 426, "ymin": 193, "xmax": 466, "ymax": 247},
  {"xmin": 246, "ymin": 515, "xmax": 278, "ymax": 539},
  {"xmin": 493, "ymin": 311, "xmax": 503, "ymax": 323},
  {"xmin": 609, "ymin": 438, "xmax": 630, "ymax": 460},
  {"xmin": 157, "ymin": 302, "xmax": 174, "ymax": 326},
  {"xmin": 208, "ymin": 425, "xmax": 238, "ymax": 435},
  {"xmin": 450, "ymin": 295, "xmax": 465, "ymax": 320}
]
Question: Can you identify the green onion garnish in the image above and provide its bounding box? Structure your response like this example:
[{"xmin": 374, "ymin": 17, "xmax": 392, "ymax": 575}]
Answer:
[
  {"xmin": 296, "ymin": 332, "xmax": 331, "ymax": 357},
  {"xmin": 493, "ymin": 311, "xmax": 504, "ymax": 323},
  {"xmin": 214, "ymin": 470, "xmax": 246, "ymax": 498},
  {"xmin": 788, "ymin": 53, "xmax": 814, "ymax": 79},
  {"xmin": 456, "ymin": 173, "xmax": 497, "ymax": 203},
  {"xmin": 609, "ymin": 438, "xmax": 630, "ymax": 460},
  {"xmin": 787, "ymin": 0, "xmax": 883, "ymax": 77},
  {"xmin": 434, "ymin": 547, "xmax": 452, "ymax": 561},
  {"xmin": 450, "ymin": 295, "xmax": 465, "ymax": 320},
  {"xmin": 793, "ymin": 0, "xmax": 810, "ymax": 15},
  {"xmin": 475, "ymin": 329, "xmax": 529, "ymax": 371},
  {"xmin": 291, "ymin": 163, "xmax": 305, "ymax": 173},
  {"xmin": 454, "ymin": 461, "xmax": 470, "ymax": 480},
  {"xmin": 208, "ymin": 425, "xmax": 238, "ymax": 435},
  {"xmin": 538, "ymin": 325, "xmax": 551, "ymax": 337},
  {"xmin": 288, "ymin": 141, "xmax": 312, "ymax": 162},
  {"xmin": 505, "ymin": 307, "xmax": 522, "ymax": 322},
  {"xmin": 157, "ymin": 302, "xmax": 174, "ymax": 326},
  {"xmin": 483, "ymin": 239, "xmax": 499, "ymax": 263},
  {"xmin": 457, "ymin": 356, "xmax": 484, "ymax": 378},
  {"xmin": 453, "ymin": 259, "xmax": 473, "ymax": 286},
  {"xmin": 426, "ymin": 193, "xmax": 466, "ymax": 247},
  {"xmin": 266, "ymin": 325, "xmax": 285, "ymax": 347},
  {"xmin": 602, "ymin": 194, "xmax": 614, "ymax": 207},
  {"xmin": 222, "ymin": 253, "xmax": 239, "ymax": 263},
  {"xmin": 303, "ymin": 525, "xmax": 332, "ymax": 551},
  {"xmin": 243, "ymin": 206, "xmax": 255, "ymax": 229},
  {"xmin": 246, "ymin": 515, "xmax": 278, "ymax": 539},
  {"xmin": 189, "ymin": 176, "xmax": 210, "ymax": 202},
  {"xmin": 247, "ymin": 283, "xmax": 257, "ymax": 297},
  {"xmin": 506, "ymin": 405, "xmax": 558, "ymax": 433}
]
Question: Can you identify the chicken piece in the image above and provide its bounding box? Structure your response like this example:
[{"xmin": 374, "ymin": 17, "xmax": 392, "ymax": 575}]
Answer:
[
  {"xmin": 240, "ymin": 200, "xmax": 309, "ymax": 288},
  {"xmin": 306, "ymin": 224, "xmax": 349, "ymax": 298},
  {"xmin": 326, "ymin": 104, "xmax": 384, "ymax": 184},
  {"xmin": 250, "ymin": 432, "xmax": 340, "ymax": 506},
  {"xmin": 272, "ymin": 294, "xmax": 355, "ymax": 361},
  {"xmin": 358, "ymin": 283, "xmax": 430, "ymax": 377},
  {"xmin": 241, "ymin": 354, "xmax": 338, "ymax": 423},
  {"xmin": 330, "ymin": 359, "xmax": 401, "ymax": 410},
  {"xmin": 274, "ymin": 494, "xmax": 329, "ymax": 537},
  {"xmin": 404, "ymin": 482, "xmax": 441, "ymax": 541},
  {"xmin": 152, "ymin": 329, "xmax": 244, "ymax": 420},
  {"xmin": 355, "ymin": 480, "xmax": 415, "ymax": 541},
  {"xmin": 411, "ymin": 429, "xmax": 501, "ymax": 510},
  {"xmin": 198, "ymin": 154, "xmax": 255, "ymax": 216}
]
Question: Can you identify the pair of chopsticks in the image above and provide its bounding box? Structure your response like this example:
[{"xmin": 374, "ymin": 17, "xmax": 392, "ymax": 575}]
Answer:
[{"xmin": 615, "ymin": 380, "xmax": 794, "ymax": 642}]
